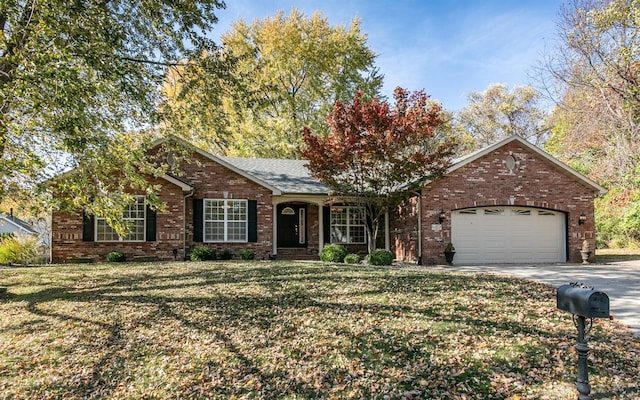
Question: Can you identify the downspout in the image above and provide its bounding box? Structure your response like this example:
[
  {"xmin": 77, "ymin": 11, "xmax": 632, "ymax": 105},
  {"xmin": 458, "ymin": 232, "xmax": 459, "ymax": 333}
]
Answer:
[
  {"xmin": 414, "ymin": 191, "xmax": 423, "ymax": 265},
  {"xmin": 183, "ymin": 189, "xmax": 195, "ymax": 261}
]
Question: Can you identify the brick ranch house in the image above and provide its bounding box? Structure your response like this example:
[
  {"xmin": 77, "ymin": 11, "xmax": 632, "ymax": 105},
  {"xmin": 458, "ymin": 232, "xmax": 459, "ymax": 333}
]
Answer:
[{"xmin": 51, "ymin": 135, "xmax": 605, "ymax": 264}]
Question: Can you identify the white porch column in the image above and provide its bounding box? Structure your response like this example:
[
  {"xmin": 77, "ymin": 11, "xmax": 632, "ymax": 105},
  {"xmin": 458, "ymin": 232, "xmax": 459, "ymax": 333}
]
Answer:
[
  {"xmin": 272, "ymin": 205, "xmax": 278, "ymax": 256},
  {"xmin": 318, "ymin": 202, "xmax": 324, "ymax": 252},
  {"xmin": 385, "ymin": 211, "xmax": 390, "ymax": 251}
]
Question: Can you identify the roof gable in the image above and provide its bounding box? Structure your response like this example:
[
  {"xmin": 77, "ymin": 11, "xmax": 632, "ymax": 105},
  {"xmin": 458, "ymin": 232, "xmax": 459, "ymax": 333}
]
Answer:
[
  {"xmin": 449, "ymin": 135, "xmax": 607, "ymax": 194},
  {"xmin": 153, "ymin": 137, "xmax": 285, "ymax": 195},
  {"xmin": 0, "ymin": 213, "xmax": 38, "ymax": 235}
]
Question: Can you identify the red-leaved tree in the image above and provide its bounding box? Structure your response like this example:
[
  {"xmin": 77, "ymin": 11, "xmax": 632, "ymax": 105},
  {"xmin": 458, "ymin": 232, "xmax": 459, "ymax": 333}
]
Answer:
[{"xmin": 302, "ymin": 87, "xmax": 457, "ymax": 253}]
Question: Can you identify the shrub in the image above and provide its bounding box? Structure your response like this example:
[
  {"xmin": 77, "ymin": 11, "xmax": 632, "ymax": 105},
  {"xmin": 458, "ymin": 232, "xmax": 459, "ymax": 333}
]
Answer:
[
  {"xmin": 190, "ymin": 245, "xmax": 216, "ymax": 261},
  {"xmin": 343, "ymin": 253, "xmax": 361, "ymax": 264},
  {"xmin": 0, "ymin": 236, "xmax": 39, "ymax": 265},
  {"xmin": 0, "ymin": 232, "xmax": 15, "ymax": 242},
  {"xmin": 239, "ymin": 250, "xmax": 255, "ymax": 260},
  {"xmin": 219, "ymin": 250, "xmax": 234, "ymax": 260},
  {"xmin": 320, "ymin": 244, "xmax": 348, "ymax": 263},
  {"xmin": 367, "ymin": 249, "xmax": 394, "ymax": 266},
  {"xmin": 106, "ymin": 251, "xmax": 126, "ymax": 262}
]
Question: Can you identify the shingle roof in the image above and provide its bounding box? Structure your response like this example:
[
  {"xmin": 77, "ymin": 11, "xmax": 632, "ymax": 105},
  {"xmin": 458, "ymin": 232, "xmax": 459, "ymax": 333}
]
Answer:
[{"xmin": 219, "ymin": 157, "xmax": 330, "ymax": 195}]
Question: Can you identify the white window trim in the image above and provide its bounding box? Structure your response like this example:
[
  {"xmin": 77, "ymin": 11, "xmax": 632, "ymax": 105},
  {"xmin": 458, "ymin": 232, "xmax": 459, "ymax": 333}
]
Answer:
[
  {"xmin": 95, "ymin": 196, "xmax": 146, "ymax": 242},
  {"xmin": 330, "ymin": 206, "xmax": 367, "ymax": 245},
  {"xmin": 203, "ymin": 199, "xmax": 248, "ymax": 243}
]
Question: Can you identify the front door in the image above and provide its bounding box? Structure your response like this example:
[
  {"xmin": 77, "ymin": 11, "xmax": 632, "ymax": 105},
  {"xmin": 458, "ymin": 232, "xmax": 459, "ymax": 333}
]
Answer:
[{"xmin": 277, "ymin": 204, "xmax": 307, "ymax": 248}]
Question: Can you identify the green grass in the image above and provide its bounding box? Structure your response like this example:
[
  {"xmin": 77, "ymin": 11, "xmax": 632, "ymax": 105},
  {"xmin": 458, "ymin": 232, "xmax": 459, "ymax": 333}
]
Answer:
[
  {"xmin": 1, "ymin": 261, "xmax": 638, "ymax": 399},
  {"xmin": 596, "ymin": 248, "xmax": 640, "ymax": 263}
]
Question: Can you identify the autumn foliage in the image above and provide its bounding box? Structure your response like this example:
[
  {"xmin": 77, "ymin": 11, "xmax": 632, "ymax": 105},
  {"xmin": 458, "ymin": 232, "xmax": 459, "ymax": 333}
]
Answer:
[{"xmin": 302, "ymin": 87, "xmax": 457, "ymax": 252}]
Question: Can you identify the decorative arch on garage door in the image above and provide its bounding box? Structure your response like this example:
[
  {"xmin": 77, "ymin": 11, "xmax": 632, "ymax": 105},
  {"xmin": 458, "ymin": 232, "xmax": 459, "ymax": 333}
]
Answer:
[{"xmin": 451, "ymin": 206, "xmax": 567, "ymax": 264}]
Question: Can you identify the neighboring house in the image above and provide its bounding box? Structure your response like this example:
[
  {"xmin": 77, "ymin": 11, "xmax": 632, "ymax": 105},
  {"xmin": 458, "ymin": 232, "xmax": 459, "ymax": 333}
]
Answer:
[
  {"xmin": 0, "ymin": 210, "xmax": 38, "ymax": 238},
  {"xmin": 51, "ymin": 135, "xmax": 605, "ymax": 264}
]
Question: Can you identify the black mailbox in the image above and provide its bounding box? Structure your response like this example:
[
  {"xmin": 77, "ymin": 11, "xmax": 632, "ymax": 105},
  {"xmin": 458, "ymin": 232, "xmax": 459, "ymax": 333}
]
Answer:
[{"xmin": 557, "ymin": 284, "xmax": 610, "ymax": 318}]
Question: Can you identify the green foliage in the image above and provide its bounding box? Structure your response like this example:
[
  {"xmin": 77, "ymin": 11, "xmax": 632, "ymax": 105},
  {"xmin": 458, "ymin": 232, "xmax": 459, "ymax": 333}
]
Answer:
[
  {"xmin": 106, "ymin": 251, "xmax": 126, "ymax": 263},
  {"xmin": 543, "ymin": 0, "xmax": 640, "ymax": 189},
  {"xmin": 595, "ymin": 188, "xmax": 640, "ymax": 248},
  {"xmin": 215, "ymin": 8, "xmax": 382, "ymax": 158},
  {"xmin": 320, "ymin": 244, "xmax": 348, "ymax": 263},
  {"xmin": 190, "ymin": 246, "xmax": 216, "ymax": 261},
  {"xmin": 0, "ymin": 1, "xmax": 225, "ymax": 219},
  {"xmin": 0, "ymin": 235, "xmax": 39, "ymax": 265},
  {"xmin": 343, "ymin": 253, "xmax": 361, "ymax": 264},
  {"xmin": 367, "ymin": 249, "xmax": 394, "ymax": 266},
  {"xmin": 239, "ymin": 250, "xmax": 256, "ymax": 260},
  {"xmin": 455, "ymin": 83, "xmax": 549, "ymax": 150},
  {"xmin": 0, "ymin": 232, "xmax": 15, "ymax": 242},
  {"xmin": 219, "ymin": 250, "xmax": 234, "ymax": 260},
  {"xmin": 444, "ymin": 242, "xmax": 455, "ymax": 253}
]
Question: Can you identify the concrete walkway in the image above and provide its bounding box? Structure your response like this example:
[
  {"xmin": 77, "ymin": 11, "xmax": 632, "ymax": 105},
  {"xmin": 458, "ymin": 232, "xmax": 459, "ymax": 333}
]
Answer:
[{"xmin": 438, "ymin": 261, "xmax": 640, "ymax": 336}]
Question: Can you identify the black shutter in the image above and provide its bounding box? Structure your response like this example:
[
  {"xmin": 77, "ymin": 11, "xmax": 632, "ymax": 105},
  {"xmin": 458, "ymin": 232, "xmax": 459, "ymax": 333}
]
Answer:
[
  {"xmin": 193, "ymin": 198, "xmax": 203, "ymax": 242},
  {"xmin": 146, "ymin": 205, "xmax": 156, "ymax": 242},
  {"xmin": 323, "ymin": 206, "xmax": 331, "ymax": 244},
  {"xmin": 82, "ymin": 212, "xmax": 94, "ymax": 242},
  {"xmin": 248, "ymin": 200, "xmax": 258, "ymax": 242}
]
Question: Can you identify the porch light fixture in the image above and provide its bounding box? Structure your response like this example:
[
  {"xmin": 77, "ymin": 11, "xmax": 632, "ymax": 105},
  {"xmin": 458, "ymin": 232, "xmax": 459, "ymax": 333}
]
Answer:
[
  {"xmin": 578, "ymin": 212, "xmax": 587, "ymax": 225},
  {"xmin": 438, "ymin": 210, "xmax": 446, "ymax": 224}
]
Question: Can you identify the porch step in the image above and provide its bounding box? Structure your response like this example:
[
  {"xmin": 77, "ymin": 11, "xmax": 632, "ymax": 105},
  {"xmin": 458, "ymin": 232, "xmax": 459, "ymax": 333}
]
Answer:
[{"xmin": 276, "ymin": 248, "xmax": 319, "ymax": 261}]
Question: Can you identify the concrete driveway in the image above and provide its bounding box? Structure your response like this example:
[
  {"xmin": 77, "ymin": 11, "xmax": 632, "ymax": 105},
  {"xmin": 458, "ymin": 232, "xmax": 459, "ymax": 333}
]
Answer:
[{"xmin": 439, "ymin": 261, "xmax": 640, "ymax": 336}]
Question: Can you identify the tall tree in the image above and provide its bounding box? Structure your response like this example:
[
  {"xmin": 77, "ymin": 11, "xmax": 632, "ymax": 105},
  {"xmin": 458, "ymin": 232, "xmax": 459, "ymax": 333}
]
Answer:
[
  {"xmin": 302, "ymin": 88, "xmax": 457, "ymax": 253},
  {"xmin": 540, "ymin": 0, "xmax": 640, "ymax": 247},
  {"xmin": 0, "ymin": 0, "xmax": 225, "ymax": 222},
  {"xmin": 542, "ymin": 0, "xmax": 640, "ymax": 188},
  {"xmin": 455, "ymin": 83, "xmax": 550, "ymax": 150},
  {"xmin": 217, "ymin": 8, "xmax": 382, "ymax": 158}
]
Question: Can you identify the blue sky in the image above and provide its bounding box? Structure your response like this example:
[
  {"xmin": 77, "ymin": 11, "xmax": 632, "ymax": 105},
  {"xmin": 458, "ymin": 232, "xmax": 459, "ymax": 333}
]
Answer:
[{"xmin": 211, "ymin": 0, "xmax": 563, "ymax": 110}]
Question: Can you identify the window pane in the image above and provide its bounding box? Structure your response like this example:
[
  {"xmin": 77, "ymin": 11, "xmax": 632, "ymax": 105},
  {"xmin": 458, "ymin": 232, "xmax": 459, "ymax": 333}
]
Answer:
[
  {"xmin": 95, "ymin": 196, "xmax": 146, "ymax": 242},
  {"xmin": 331, "ymin": 208, "xmax": 347, "ymax": 225},
  {"xmin": 228, "ymin": 201, "xmax": 246, "ymax": 221},
  {"xmin": 205, "ymin": 200, "xmax": 224, "ymax": 221},
  {"xmin": 350, "ymin": 226, "xmax": 366, "ymax": 243},
  {"xmin": 125, "ymin": 220, "xmax": 145, "ymax": 241},
  {"xmin": 350, "ymin": 209, "xmax": 364, "ymax": 225},
  {"xmin": 331, "ymin": 226, "xmax": 348, "ymax": 243},
  {"xmin": 227, "ymin": 221, "xmax": 247, "ymax": 241},
  {"xmin": 205, "ymin": 221, "xmax": 224, "ymax": 241},
  {"xmin": 96, "ymin": 220, "xmax": 119, "ymax": 241}
]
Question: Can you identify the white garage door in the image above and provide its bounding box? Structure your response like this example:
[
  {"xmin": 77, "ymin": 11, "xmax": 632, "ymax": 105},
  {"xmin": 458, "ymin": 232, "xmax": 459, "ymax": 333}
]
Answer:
[{"xmin": 451, "ymin": 207, "xmax": 566, "ymax": 264}]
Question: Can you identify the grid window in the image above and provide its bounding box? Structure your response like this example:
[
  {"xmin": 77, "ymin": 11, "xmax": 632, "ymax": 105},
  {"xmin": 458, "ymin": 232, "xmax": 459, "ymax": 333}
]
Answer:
[
  {"xmin": 204, "ymin": 199, "xmax": 247, "ymax": 242},
  {"xmin": 96, "ymin": 196, "xmax": 146, "ymax": 242},
  {"xmin": 330, "ymin": 206, "xmax": 366, "ymax": 244}
]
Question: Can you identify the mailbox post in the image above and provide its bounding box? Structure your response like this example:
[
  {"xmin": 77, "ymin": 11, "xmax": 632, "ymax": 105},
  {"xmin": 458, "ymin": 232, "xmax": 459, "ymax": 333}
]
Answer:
[{"xmin": 557, "ymin": 283, "xmax": 610, "ymax": 400}]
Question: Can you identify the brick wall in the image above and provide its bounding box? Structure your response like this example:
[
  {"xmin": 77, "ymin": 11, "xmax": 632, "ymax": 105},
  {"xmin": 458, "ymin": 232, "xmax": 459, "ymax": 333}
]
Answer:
[
  {"xmin": 414, "ymin": 140, "xmax": 598, "ymax": 264},
  {"xmin": 51, "ymin": 151, "xmax": 274, "ymax": 263}
]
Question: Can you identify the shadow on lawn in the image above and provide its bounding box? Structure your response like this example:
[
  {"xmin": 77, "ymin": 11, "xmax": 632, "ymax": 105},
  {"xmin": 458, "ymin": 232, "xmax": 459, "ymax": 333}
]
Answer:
[{"xmin": 1, "ymin": 263, "xmax": 638, "ymax": 398}]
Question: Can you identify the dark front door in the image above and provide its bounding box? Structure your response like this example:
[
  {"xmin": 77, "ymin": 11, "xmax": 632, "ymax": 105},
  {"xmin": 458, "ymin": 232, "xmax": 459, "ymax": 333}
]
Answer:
[{"xmin": 277, "ymin": 204, "xmax": 307, "ymax": 248}]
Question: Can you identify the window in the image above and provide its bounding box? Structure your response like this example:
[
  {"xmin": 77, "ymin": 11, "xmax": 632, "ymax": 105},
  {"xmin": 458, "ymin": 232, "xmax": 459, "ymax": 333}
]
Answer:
[
  {"xmin": 512, "ymin": 209, "xmax": 531, "ymax": 216},
  {"xmin": 484, "ymin": 209, "xmax": 505, "ymax": 215},
  {"xmin": 204, "ymin": 199, "xmax": 247, "ymax": 242},
  {"xmin": 96, "ymin": 196, "xmax": 146, "ymax": 242},
  {"xmin": 330, "ymin": 206, "xmax": 366, "ymax": 244}
]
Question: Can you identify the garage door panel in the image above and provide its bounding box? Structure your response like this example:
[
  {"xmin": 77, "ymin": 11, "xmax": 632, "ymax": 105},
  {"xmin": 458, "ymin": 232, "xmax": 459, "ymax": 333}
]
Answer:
[{"xmin": 451, "ymin": 207, "xmax": 566, "ymax": 264}]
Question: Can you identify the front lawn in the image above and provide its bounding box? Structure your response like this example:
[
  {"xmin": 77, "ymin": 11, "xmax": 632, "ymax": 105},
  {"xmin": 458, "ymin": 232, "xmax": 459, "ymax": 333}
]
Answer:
[{"xmin": 0, "ymin": 262, "xmax": 638, "ymax": 399}]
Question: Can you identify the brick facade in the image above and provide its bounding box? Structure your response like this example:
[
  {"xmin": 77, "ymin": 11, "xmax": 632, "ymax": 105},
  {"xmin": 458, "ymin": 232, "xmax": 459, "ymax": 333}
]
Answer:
[
  {"xmin": 400, "ymin": 140, "xmax": 599, "ymax": 265},
  {"xmin": 51, "ymin": 151, "xmax": 274, "ymax": 263},
  {"xmin": 52, "ymin": 136, "xmax": 601, "ymax": 265}
]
